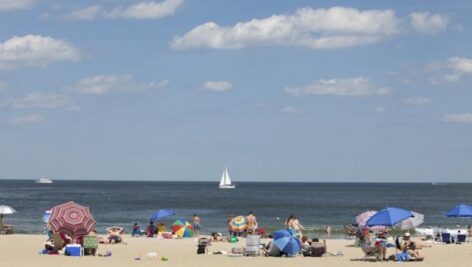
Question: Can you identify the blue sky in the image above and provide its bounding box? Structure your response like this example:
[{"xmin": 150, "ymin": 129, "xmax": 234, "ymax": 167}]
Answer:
[{"xmin": 0, "ymin": 0, "xmax": 471, "ymax": 182}]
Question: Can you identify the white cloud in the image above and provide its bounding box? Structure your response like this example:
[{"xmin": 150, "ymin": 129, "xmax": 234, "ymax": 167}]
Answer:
[
  {"xmin": 172, "ymin": 7, "xmax": 398, "ymax": 50},
  {"xmin": 66, "ymin": 5, "xmax": 103, "ymax": 21},
  {"xmin": 443, "ymin": 113, "xmax": 472, "ymax": 124},
  {"xmin": 6, "ymin": 114, "xmax": 44, "ymax": 125},
  {"xmin": 410, "ymin": 12, "xmax": 449, "ymax": 35},
  {"xmin": 66, "ymin": 74, "xmax": 169, "ymax": 95},
  {"xmin": 0, "ymin": 0, "xmax": 37, "ymax": 10},
  {"xmin": 0, "ymin": 35, "xmax": 81, "ymax": 69},
  {"xmin": 404, "ymin": 97, "xmax": 430, "ymax": 106},
  {"xmin": 200, "ymin": 80, "xmax": 233, "ymax": 92},
  {"xmin": 429, "ymin": 57, "xmax": 472, "ymax": 83},
  {"xmin": 65, "ymin": 0, "xmax": 183, "ymax": 21},
  {"xmin": 2, "ymin": 93, "xmax": 74, "ymax": 109},
  {"xmin": 285, "ymin": 76, "xmax": 391, "ymax": 97},
  {"xmin": 172, "ymin": 7, "xmax": 448, "ymax": 50},
  {"xmin": 281, "ymin": 106, "xmax": 304, "ymax": 115}
]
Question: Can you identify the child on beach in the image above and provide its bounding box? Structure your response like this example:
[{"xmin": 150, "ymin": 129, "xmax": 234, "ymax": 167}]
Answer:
[{"xmin": 192, "ymin": 214, "xmax": 201, "ymax": 236}]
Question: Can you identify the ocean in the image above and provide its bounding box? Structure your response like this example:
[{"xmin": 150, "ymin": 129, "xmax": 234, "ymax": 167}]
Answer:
[{"xmin": 1, "ymin": 180, "xmax": 471, "ymax": 237}]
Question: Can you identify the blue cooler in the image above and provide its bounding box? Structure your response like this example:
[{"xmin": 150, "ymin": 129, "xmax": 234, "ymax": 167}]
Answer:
[{"xmin": 65, "ymin": 244, "xmax": 82, "ymax": 257}]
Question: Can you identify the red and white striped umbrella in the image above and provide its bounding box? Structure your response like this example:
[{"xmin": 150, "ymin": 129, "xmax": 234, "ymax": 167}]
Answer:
[
  {"xmin": 356, "ymin": 210, "xmax": 386, "ymax": 231},
  {"xmin": 49, "ymin": 201, "xmax": 96, "ymax": 238}
]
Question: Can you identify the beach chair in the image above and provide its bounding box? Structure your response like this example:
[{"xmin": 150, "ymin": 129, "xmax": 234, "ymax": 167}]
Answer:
[
  {"xmin": 245, "ymin": 235, "xmax": 261, "ymax": 256},
  {"xmin": 441, "ymin": 233, "xmax": 451, "ymax": 244},
  {"xmin": 51, "ymin": 233, "xmax": 66, "ymax": 252},
  {"xmin": 456, "ymin": 234, "xmax": 466, "ymax": 244},
  {"xmin": 83, "ymin": 235, "xmax": 98, "ymax": 256}
]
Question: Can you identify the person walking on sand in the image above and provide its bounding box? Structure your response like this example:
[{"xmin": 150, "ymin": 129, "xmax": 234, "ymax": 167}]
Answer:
[
  {"xmin": 192, "ymin": 213, "xmax": 201, "ymax": 236},
  {"xmin": 246, "ymin": 211, "xmax": 258, "ymax": 235}
]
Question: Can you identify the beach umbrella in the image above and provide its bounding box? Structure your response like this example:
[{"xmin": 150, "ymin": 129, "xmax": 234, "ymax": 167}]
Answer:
[
  {"xmin": 42, "ymin": 210, "xmax": 52, "ymax": 223},
  {"xmin": 149, "ymin": 209, "xmax": 176, "ymax": 221},
  {"xmin": 366, "ymin": 207, "xmax": 413, "ymax": 227},
  {"xmin": 229, "ymin": 216, "xmax": 247, "ymax": 233},
  {"xmin": 356, "ymin": 210, "xmax": 387, "ymax": 232},
  {"xmin": 49, "ymin": 201, "xmax": 96, "ymax": 238},
  {"xmin": 396, "ymin": 211, "xmax": 424, "ymax": 230},
  {"xmin": 445, "ymin": 204, "xmax": 472, "ymax": 218},
  {"xmin": 171, "ymin": 219, "xmax": 194, "ymax": 238},
  {"xmin": 356, "ymin": 210, "xmax": 377, "ymax": 226},
  {"xmin": 0, "ymin": 205, "xmax": 16, "ymax": 215},
  {"xmin": 272, "ymin": 229, "xmax": 301, "ymax": 256}
]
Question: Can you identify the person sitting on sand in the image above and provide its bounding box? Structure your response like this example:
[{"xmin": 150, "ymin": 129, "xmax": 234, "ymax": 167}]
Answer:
[
  {"xmin": 263, "ymin": 241, "xmax": 282, "ymax": 257},
  {"xmin": 246, "ymin": 211, "xmax": 258, "ymax": 235},
  {"xmin": 301, "ymin": 236, "xmax": 312, "ymax": 256},
  {"xmin": 131, "ymin": 223, "xmax": 143, "ymax": 237},
  {"xmin": 400, "ymin": 232, "xmax": 423, "ymax": 261},
  {"xmin": 360, "ymin": 229, "xmax": 387, "ymax": 260},
  {"xmin": 211, "ymin": 232, "xmax": 228, "ymax": 242},
  {"xmin": 192, "ymin": 214, "xmax": 201, "ymax": 237},
  {"xmin": 146, "ymin": 221, "xmax": 155, "ymax": 237},
  {"xmin": 100, "ymin": 226, "xmax": 125, "ymax": 244}
]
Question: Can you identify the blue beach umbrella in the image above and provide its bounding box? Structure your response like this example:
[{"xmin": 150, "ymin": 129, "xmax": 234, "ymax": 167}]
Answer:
[
  {"xmin": 149, "ymin": 209, "xmax": 176, "ymax": 221},
  {"xmin": 42, "ymin": 210, "xmax": 52, "ymax": 223},
  {"xmin": 445, "ymin": 204, "xmax": 472, "ymax": 218},
  {"xmin": 366, "ymin": 207, "xmax": 413, "ymax": 227},
  {"xmin": 272, "ymin": 229, "xmax": 301, "ymax": 256}
]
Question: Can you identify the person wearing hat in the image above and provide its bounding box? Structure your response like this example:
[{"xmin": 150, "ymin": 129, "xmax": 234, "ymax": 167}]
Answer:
[{"xmin": 400, "ymin": 232, "xmax": 424, "ymax": 261}]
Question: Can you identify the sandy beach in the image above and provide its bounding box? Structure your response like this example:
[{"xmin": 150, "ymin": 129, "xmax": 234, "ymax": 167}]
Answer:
[{"xmin": 1, "ymin": 234, "xmax": 471, "ymax": 267}]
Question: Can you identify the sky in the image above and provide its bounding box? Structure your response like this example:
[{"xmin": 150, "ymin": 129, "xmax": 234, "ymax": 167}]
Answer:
[{"xmin": 0, "ymin": 0, "xmax": 471, "ymax": 182}]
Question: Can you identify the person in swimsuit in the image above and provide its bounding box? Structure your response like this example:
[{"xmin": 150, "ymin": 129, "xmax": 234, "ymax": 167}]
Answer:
[
  {"xmin": 192, "ymin": 213, "xmax": 201, "ymax": 236},
  {"xmin": 246, "ymin": 211, "xmax": 258, "ymax": 235}
]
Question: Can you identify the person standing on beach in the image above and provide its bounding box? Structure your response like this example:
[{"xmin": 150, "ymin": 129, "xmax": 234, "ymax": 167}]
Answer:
[
  {"xmin": 246, "ymin": 211, "xmax": 258, "ymax": 235},
  {"xmin": 192, "ymin": 213, "xmax": 201, "ymax": 237},
  {"xmin": 227, "ymin": 213, "xmax": 234, "ymax": 236},
  {"xmin": 325, "ymin": 225, "xmax": 332, "ymax": 238}
]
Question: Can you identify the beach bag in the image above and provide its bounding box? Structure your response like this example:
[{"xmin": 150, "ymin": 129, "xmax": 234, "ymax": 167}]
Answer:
[
  {"xmin": 197, "ymin": 245, "xmax": 207, "ymax": 254},
  {"xmin": 229, "ymin": 236, "xmax": 238, "ymax": 243}
]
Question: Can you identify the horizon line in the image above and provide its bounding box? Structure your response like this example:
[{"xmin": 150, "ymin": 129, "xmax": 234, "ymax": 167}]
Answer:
[{"xmin": 0, "ymin": 178, "xmax": 469, "ymax": 184}]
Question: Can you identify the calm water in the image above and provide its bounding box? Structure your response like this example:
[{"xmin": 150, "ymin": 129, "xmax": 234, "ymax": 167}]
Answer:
[{"xmin": 1, "ymin": 180, "xmax": 471, "ymax": 236}]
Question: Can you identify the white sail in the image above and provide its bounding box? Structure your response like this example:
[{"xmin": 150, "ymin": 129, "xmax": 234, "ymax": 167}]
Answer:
[{"xmin": 219, "ymin": 167, "xmax": 235, "ymax": 189}]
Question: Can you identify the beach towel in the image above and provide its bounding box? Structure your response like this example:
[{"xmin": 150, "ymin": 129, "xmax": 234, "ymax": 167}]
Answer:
[{"xmin": 395, "ymin": 252, "xmax": 411, "ymax": 262}]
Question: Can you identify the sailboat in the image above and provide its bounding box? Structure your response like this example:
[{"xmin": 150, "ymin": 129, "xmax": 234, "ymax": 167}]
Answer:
[{"xmin": 219, "ymin": 167, "xmax": 236, "ymax": 189}]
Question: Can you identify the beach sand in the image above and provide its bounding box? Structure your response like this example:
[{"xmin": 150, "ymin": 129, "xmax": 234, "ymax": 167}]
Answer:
[{"xmin": 1, "ymin": 234, "xmax": 471, "ymax": 267}]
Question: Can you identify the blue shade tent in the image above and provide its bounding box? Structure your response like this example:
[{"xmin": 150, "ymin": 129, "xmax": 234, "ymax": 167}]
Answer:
[
  {"xmin": 149, "ymin": 209, "xmax": 176, "ymax": 221},
  {"xmin": 445, "ymin": 204, "xmax": 472, "ymax": 218},
  {"xmin": 272, "ymin": 229, "xmax": 301, "ymax": 256},
  {"xmin": 366, "ymin": 207, "xmax": 413, "ymax": 227}
]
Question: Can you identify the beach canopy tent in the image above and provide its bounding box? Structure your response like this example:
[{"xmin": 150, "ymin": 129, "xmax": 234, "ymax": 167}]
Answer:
[
  {"xmin": 445, "ymin": 204, "xmax": 472, "ymax": 218},
  {"xmin": 42, "ymin": 210, "xmax": 52, "ymax": 223},
  {"xmin": 171, "ymin": 219, "xmax": 194, "ymax": 238},
  {"xmin": 229, "ymin": 216, "xmax": 247, "ymax": 233},
  {"xmin": 366, "ymin": 207, "xmax": 413, "ymax": 227},
  {"xmin": 272, "ymin": 229, "xmax": 301, "ymax": 256},
  {"xmin": 395, "ymin": 211, "xmax": 424, "ymax": 230},
  {"xmin": 49, "ymin": 201, "xmax": 96, "ymax": 238},
  {"xmin": 149, "ymin": 209, "xmax": 176, "ymax": 221}
]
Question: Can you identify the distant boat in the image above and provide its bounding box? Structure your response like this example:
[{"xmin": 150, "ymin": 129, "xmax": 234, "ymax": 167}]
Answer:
[
  {"xmin": 36, "ymin": 177, "xmax": 53, "ymax": 184},
  {"xmin": 432, "ymin": 182, "xmax": 445, "ymax": 186},
  {"xmin": 219, "ymin": 167, "xmax": 235, "ymax": 189}
]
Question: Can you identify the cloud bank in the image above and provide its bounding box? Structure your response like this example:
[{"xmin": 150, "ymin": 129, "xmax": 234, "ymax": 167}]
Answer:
[
  {"xmin": 200, "ymin": 81, "xmax": 233, "ymax": 92},
  {"xmin": 172, "ymin": 7, "xmax": 448, "ymax": 50},
  {"xmin": 66, "ymin": 0, "xmax": 183, "ymax": 20},
  {"xmin": 285, "ymin": 76, "xmax": 391, "ymax": 97}
]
